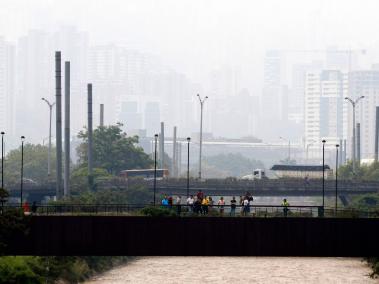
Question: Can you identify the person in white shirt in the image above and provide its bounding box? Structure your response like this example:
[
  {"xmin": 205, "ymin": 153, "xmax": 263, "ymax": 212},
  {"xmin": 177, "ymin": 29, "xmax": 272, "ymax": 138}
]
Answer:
[
  {"xmin": 243, "ymin": 198, "xmax": 249, "ymax": 216},
  {"xmin": 187, "ymin": 195, "xmax": 194, "ymax": 213}
]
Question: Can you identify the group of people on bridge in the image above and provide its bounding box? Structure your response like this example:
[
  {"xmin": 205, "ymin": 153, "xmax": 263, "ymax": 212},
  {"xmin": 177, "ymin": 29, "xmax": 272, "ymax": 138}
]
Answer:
[{"xmin": 161, "ymin": 190, "xmax": 291, "ymax": 216}]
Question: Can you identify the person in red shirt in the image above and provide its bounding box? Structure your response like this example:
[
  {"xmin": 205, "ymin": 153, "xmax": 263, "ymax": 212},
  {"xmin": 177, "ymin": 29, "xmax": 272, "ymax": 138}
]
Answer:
[
  {"xmin": 22, "ymin": 201, "xmax": 30, "ymax": 215},
  {"xmin": 196, "ymin": 190, "xmax": 204, "ymax": 201}
]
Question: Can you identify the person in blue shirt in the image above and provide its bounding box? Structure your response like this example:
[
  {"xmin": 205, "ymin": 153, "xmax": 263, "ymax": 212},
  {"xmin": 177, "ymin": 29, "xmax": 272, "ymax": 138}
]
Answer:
[{"xmin": 161, "ymin": 195, "xmax": 169, "ymax": 206}]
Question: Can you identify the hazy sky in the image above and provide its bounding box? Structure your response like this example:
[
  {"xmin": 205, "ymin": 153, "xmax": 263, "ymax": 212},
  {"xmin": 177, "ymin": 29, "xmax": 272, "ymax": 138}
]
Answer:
[{"xmin": 1, "ymin": 0, "xmax": 379, "ymax": 92}]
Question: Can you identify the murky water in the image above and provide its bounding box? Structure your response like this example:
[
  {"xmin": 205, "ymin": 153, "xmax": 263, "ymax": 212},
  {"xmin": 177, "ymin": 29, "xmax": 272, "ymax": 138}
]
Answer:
[{"xmin": 85, "ymin": 257, "xmax": 378, "ymax": 284}]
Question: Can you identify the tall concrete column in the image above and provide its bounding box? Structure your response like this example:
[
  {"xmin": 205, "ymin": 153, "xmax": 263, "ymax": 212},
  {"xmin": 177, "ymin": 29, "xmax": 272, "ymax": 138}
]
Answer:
[
  {"xmin": 375, "ymin": 107, "xmax": 379, "ymax": 161},
  {"xmin": 100, "ymin": 104, "xmax": 104, "ymax": 127},
  {"xmin": 172, "ymin": 126, "xmax": 177, "ymax": 177},
  {"xmin": 178, "ymin": 142, "xmax": 182, "ymax": 176},
  {"xmin": 160, "ymin": 122, "xmax": 164, "ymax": 169},
  {"xmin": 55, "ymin": 51, "xmax": 63, "ymax": 199},
  {"xmin": 64, "ymin": 61, "xmax": 70, "ymax": 197},
  {"xmin": 357, "ymin": 123, "xmax": 361, "ymax": 166},
  {"xmin": 87, "ymin": 84, "xmax": 94, "ymax": 189}
]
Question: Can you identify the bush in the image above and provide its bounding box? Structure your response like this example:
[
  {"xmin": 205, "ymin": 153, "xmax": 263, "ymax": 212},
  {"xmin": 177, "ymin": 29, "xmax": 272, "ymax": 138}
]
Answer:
[{"xmin": 140, "ymin": 206, "xmax": 177, "ymax": 217}]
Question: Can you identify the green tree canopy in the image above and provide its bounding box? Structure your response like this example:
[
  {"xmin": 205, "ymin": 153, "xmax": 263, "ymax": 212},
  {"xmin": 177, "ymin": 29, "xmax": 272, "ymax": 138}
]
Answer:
[
  {"xmin": 76, "ymin": 124, "xmax": 153, "ymax": 175},
  {"xmin": 3, "ymin": 144, "xmax": 56, "ymax": 186}
]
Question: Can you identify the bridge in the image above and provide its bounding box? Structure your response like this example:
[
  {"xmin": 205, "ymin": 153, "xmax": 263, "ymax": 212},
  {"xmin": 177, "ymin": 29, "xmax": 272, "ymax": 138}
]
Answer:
[
  {"xmin": 5, "ymin": 215, "xmax": 379, "ymax": 256},
  {"xmin": 7, "ymin": 179, "xmax": 379, "ymax": 203}
]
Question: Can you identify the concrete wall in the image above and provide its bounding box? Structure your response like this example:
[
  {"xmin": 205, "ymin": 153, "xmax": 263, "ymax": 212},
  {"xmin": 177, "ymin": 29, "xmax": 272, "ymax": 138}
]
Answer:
[{"xmin": 8, "ymin": 216, "xmax": 379, "ymax": 256}]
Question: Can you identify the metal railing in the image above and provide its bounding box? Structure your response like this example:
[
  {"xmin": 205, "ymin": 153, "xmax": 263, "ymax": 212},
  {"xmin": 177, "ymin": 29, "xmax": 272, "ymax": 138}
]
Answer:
[{"xmin": 1, "ymin": 203, "xmax": 378, "ymax": 218}]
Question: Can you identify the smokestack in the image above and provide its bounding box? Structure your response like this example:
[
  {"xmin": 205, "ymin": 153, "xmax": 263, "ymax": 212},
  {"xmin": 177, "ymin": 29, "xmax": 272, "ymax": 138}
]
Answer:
[
  {"xmin": 172, "ymin": 126, "xmax": 177, "ymax": 177},
  {"xmin": 87, "ymin": 84, "xmax": 94, "ymax": 189},
  {"xmin": 160, "ymin": 122, "xmax": 165, "ymax": 169},
  {"xmin": 357, "ymin": 122, "xmax": 361, "ymax": 165},
  {"xmin": 178, "ymin": 141, "xmax": 182, "ymax": 176},
  {"xmin": 64, "ymin": 61, "xmax": 70, "ymax": 197},
  {"xmin": 375, "ymin": 107, "xmax": 379, "ymax": 161},
  {"xmin": 100, "ymin": 104, "xmax": 104, "ymax": 127},
  {"xmin": 55, "ymin": 51, "xmax": 63, "ymax": 199}
]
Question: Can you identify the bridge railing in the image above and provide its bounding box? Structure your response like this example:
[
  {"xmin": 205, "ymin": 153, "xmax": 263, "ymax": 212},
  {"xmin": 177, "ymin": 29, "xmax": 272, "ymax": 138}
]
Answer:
[{"xmin": 1, "ymin": 203, "xmax": 377, "ymax": 218}]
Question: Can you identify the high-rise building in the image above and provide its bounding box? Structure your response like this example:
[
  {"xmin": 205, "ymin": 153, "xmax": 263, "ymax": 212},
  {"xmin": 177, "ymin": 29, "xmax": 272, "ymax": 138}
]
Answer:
[
  {"xmin": 119, "ymin": 101, "xmax": 142, "ymax": 131},
  {"xmin": 304, "ymin": 70, "xmax": 347, "ymax": 147},
  {"xmin": 349, "ymin": 68, "xmax": 379, "ymax": 160},
  {"xmin": 0, "ymin": 37, "xmax": 15, "ymax": 139},
  {"xmin": 290, "ymin": 61, "xmax": 323, "ymax": 124},
  {"xmin": 144, "ymin": 102, "xmax": 160, "ymax": 136}
]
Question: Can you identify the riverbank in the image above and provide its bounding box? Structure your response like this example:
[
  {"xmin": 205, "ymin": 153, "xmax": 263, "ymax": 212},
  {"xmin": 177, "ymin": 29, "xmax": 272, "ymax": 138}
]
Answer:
[
  {"xmin": 85, "ymin": 257, "xmax": 378, "ymax": 283},
  {"xmin": 0, "ymin": 256, "xmax": 132, "ymax": 283}
]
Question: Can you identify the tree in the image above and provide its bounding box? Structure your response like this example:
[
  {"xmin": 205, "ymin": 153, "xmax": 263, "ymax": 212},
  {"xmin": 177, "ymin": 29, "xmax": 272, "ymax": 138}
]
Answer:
[
  {"xmin": 76, "ymin": 124, "xmax": 153, "ymax": 175},
  {"xmin": 3, "ymin": 144, "xmax": 56, "ymax": 186}
]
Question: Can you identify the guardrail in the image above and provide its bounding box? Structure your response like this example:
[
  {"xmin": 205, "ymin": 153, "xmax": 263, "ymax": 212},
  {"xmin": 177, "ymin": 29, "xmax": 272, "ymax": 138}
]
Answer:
[{"xmin": 1, "ymin": 203, "xmax": 378, "ymax": 218}]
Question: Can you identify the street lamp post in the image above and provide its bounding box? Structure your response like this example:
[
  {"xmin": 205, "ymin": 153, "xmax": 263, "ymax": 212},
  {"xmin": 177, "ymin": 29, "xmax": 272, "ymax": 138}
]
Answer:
[
  {"xmin": 335, "ymin": 144, "xmax": 339, "ymax": 215},
  {"xmin": 153, "ymin": 134, "xmax": 158, "ymax": 206},
  {"xmin": 345, "ymin": 96, "xmax": 364, "ymax": 173},
  {"xmin": 279, "ymin": 136, "xmax": 291, "ymax": 163},
  {"xmin": 42, "ymin": 98, "xmax": 55, "ymax": 177},
  {"xmin": 20, "ymin": 136, "xmax": 25, "ymax": 207},
  {"xmin": 1, "ymin": 131, "xmax": 4, "ymax": 189},
  {"xmin": 197, "ymin": 94, "xmax": 208, "ymax": 180},
  {"xmin": 322, "ymin": 139, "xmax": 326, "ymax": 210},
  {"xmin": 187, "ymin": 137, "xmax": 191, "ymax": 198}
]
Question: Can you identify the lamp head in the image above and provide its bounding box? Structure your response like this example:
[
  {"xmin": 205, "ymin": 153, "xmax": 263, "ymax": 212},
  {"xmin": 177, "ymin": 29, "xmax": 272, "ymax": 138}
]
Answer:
[
  {"xmin": 336, "ymin": 144, "xmax": 339, "ymax": 148},
  {"xmin": 21, "ymin": 136, "xmax": 25, "ymax": 141},
  {"xmin": 322, "ymin": 139, "xmax": 326, "ymax": 143},
  {"xmin": 0, "ymin": 132, "xmax": 4, "ymax": 135},
  {"xmin": 187, "ymin": 137, "xmax": 191, "ymax": 142},
  {"xmin": 154, "ymin": 134, "xmax": 158, "ymax": 138}
]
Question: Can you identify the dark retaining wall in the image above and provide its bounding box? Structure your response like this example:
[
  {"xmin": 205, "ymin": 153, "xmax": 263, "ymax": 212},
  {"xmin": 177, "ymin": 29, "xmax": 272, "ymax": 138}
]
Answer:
[{"xmin": 9, "ymin": 216, "xmax": 379, "ymax": 256}]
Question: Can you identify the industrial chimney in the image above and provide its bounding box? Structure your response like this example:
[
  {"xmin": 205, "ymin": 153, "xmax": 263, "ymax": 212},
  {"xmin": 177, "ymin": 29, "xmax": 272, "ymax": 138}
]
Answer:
[
  {"xmin": 64, "ymin": 61, "xmax": 70, "ymax": 197},
  {"xmin": 55, "ymin": 51, "xmax": 63, "ymax": 199}
]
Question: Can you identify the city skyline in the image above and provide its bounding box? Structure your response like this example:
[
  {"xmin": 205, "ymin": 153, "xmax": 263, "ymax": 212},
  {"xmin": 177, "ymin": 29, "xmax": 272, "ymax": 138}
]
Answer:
[{"xmin": 1, "ymin": 1, "xmax": 379, "ymax": 164}]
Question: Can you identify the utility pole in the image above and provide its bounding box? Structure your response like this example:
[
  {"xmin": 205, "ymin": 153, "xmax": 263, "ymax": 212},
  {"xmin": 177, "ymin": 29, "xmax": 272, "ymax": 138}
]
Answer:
[
  {"xmin": 42, "ymin": 98, "xmax": 55, "ymax": 177},
  {"xmin": 197, "ymin": 94, "xmax": 208, "ymax": 180},
  {"xmin": 345, "ymin": 96, "xmax": 365, "ymax": 173}
]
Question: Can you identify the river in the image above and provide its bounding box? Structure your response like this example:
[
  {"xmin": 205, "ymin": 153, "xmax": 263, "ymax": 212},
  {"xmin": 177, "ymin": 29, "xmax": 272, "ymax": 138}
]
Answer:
[{"xmin": 85, "ymin": 257, "xmax": 378, "ymax": 283}]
